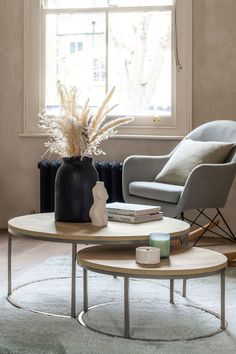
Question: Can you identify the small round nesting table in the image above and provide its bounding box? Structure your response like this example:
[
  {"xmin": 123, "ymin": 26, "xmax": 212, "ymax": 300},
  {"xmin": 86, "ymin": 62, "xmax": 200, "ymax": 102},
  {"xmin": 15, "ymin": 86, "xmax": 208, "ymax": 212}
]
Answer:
[
  {"xmin": 7, "ymin": 212, "xmax": 190, "ymax": 318},
  {"xmin": 77, "ymin": 246, "xmax": 228, "ymax": 341}
]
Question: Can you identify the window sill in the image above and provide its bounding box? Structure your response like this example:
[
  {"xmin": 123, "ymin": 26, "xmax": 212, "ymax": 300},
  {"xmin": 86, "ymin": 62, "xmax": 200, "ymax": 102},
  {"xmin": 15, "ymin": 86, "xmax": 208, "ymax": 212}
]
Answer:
[
  {"xmin": 19, "ymin": 132, "xmax": 184, "ymax": 141},
  {"xmin": 110, "ymin": 134, "xmax": 184, "ymax": 140}
]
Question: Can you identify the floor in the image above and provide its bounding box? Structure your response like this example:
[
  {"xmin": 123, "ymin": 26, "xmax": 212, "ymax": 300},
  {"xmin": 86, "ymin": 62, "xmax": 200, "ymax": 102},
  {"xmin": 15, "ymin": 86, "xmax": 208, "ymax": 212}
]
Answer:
[{"xmin": 1, "ymin": 229, "xmax": 236, "ymax": 284}]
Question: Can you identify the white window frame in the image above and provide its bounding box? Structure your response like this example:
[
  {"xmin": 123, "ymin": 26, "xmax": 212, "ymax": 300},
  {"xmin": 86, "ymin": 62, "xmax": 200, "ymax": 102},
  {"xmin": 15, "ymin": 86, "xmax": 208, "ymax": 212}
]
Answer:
[{"xmin": 22, "ymin": 0, "xmax": 192, "ymax": 139}]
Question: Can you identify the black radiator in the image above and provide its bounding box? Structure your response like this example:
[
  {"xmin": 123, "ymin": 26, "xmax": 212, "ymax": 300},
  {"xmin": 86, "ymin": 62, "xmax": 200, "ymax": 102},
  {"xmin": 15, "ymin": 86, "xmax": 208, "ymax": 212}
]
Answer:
[{"xmin": 38, "ymin": 159, "xmax": 124, "ymax": 213}]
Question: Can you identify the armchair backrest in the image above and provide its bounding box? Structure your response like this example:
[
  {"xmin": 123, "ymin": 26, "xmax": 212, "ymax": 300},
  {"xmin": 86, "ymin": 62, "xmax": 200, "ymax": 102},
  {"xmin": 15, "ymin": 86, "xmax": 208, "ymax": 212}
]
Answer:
[{"xmin": 185, "ymin": 120, "xmax": 236, "ymax": 163}]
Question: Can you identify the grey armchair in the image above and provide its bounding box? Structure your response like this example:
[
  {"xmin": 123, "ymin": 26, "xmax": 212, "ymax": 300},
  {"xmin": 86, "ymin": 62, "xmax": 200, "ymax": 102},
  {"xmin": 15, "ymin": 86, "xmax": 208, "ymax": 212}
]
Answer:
[{"xmin": 123, "ymin": 120, "xmax": 236, "ymax": 243}]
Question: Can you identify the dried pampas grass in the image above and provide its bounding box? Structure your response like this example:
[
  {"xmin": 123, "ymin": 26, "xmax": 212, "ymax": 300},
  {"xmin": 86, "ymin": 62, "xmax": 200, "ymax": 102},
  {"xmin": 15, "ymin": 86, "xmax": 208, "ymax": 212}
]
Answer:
[{"xmin": 39, "ymin": 82, "xmax": 133, "ymax": 158}]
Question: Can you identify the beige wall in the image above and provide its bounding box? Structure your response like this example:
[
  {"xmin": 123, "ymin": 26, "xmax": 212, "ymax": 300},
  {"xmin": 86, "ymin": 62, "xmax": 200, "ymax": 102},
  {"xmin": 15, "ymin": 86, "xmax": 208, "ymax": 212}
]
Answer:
[{"xmin": 0, "ymin": 0, "xmax": 235, "ymax": 230}]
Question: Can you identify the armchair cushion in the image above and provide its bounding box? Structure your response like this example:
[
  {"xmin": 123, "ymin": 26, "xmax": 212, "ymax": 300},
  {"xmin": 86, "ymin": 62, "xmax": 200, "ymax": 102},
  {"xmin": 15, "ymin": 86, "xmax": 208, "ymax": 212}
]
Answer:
[
  {"xmin": 129, "ymin": 181, "xmax": 184, "ymax": 203},
  {"xmin": 155, "ymin": 139, "xmax": 234, "ymax": 186}
]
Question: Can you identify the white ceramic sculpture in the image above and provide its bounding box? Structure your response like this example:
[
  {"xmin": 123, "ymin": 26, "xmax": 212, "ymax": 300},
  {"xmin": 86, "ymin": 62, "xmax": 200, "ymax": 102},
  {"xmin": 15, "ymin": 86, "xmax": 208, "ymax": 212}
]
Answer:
[{"xmin": 89, "ymin": 181, "xmax": 109, "ymax": 226}]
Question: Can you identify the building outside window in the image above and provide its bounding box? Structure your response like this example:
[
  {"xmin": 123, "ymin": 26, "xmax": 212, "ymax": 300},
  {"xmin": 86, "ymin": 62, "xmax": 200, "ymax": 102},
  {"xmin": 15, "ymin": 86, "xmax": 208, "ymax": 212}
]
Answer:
[{"xmin": 70, "ymin": 41, "xmax": 83, "ymax": 54}]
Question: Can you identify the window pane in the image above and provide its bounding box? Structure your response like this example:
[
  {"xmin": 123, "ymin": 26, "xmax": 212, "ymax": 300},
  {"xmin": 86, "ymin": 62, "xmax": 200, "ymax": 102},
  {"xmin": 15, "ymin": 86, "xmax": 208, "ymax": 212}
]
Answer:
[
  {"xmin": 45, "ymin": 13, "xmax": 106, "ymax": 113},
  {"xmin": 109, "ymin": 0, "xmax": 173, "ymax": 6},
  {"xmin": 45, "ymin": 9, "xmax": 172, "ymax": 117},
  {"xmin": 108, "ymin": 11, "xmax": 171, "ymax": 116},
  {"xmin": 44, "ymin": 0, "xmax": 173, "ymax": 9},
  {"xmin": 44, "ymin": 0, "xmax": 107, "ymax": 9}
]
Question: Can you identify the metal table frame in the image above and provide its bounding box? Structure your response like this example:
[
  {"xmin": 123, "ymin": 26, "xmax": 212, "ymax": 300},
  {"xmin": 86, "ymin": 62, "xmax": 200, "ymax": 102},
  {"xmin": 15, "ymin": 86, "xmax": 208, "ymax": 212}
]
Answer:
[
  {"xmin": 78, "ymin": 266, "xmax": 226, "ymax": 341},
  {"xmin": 7, "ymin": 233, "xmax": 78, "ymax": 318},
  {"xmin": 7, "ymin": 231, "xmax": 188, "ymax": 319}
]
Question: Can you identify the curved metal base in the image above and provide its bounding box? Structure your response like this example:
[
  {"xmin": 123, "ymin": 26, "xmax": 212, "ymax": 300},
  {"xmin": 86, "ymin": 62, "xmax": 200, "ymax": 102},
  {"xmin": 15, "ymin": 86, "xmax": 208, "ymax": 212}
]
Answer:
[
  {"xmin": 7, "ymin": 276, "xmax": 77, "ymax": 319},
  {"xmin": 78, "ymin": 300, "xmax": 228, "ymax": 342}
]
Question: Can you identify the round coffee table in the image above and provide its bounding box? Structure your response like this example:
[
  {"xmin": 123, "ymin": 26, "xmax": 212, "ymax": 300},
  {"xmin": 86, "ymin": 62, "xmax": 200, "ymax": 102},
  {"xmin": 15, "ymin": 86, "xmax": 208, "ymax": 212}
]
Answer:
[
  {"xmin": 77, "ymin": 246, "xmax": 227, "ymax": 341},
  {"xmin": 8, "ymin": 213, "xmax": 190, "ymax": 318}
]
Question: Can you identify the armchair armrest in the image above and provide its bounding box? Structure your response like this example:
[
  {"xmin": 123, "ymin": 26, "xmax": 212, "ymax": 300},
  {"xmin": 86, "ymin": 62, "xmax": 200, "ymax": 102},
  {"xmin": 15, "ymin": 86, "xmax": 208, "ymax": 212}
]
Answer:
[
  {"xmin": 178, "ymin": 162, "xmax": 236, "ymax": 212},
  {"xmin": 122, "ymin": 155, "xmax": 170, "ymax": 202}
]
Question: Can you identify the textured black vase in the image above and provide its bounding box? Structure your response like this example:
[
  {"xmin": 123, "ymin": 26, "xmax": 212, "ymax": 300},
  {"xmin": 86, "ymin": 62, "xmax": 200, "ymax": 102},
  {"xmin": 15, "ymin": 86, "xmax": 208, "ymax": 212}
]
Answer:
[{"xmin": 55, "ymin": 156, "xmax": 99, "ymax": 222}]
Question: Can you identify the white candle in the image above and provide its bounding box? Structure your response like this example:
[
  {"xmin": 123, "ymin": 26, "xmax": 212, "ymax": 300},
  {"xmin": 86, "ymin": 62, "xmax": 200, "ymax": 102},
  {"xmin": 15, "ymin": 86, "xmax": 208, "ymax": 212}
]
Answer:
[{"xmin": 136, "ymin": 246, "xmax": 160, "ymax": 265}]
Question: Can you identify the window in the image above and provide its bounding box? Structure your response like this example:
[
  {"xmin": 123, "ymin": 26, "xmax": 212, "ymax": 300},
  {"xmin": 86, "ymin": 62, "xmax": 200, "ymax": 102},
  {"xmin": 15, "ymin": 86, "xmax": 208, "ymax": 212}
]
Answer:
[
  {"xmin": 93, "ymin": 59, "xmax": 106, "ymax": 82},
  {"xmin": 70, "ymin": 42, "xmax": 83, "ymax": 54},
  {"xmin": 23, "ymin": 0, "xmax": 192, "ymax": 138}
]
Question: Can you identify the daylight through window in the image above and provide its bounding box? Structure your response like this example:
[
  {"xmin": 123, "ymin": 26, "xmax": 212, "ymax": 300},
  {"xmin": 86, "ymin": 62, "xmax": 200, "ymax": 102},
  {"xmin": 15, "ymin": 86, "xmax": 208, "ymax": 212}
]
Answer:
[
  {"xmin": 44, "ymin": 0, "xmax": 172, "ymax": 118},
  {"xmin": 23, "ymin": 0, "xmax": 191, "ymax": 137}
]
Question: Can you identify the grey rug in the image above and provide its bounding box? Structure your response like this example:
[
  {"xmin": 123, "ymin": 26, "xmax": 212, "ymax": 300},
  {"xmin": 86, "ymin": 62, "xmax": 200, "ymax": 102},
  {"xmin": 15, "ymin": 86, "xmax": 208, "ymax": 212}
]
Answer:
[{"xmin": 0, "ymin": 256, "xmax": 236, "ymax": 354}]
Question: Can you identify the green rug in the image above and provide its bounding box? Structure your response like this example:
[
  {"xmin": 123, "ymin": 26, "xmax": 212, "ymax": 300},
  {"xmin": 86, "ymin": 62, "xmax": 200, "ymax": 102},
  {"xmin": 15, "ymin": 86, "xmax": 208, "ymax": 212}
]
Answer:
[{"xmin": 0, "ymin": 256, "xmax": 236, "ymax": 354}]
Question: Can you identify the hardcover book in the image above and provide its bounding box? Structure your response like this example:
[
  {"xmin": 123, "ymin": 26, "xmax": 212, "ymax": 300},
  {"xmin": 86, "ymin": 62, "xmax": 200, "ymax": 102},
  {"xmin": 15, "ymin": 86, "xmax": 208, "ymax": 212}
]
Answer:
[
  {"xmin": 106, "ymin": 202, "xmax": 161, "ymax": 216},
  {"xmin": 108, "ymin": 212, "xmax": 163, "ymax": 224}
]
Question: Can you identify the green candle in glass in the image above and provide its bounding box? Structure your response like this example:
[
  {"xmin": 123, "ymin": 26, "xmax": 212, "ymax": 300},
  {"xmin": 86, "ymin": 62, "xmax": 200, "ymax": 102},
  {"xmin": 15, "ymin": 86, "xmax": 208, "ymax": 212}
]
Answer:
[{"xmin": 149, "ymin": 233, "xmax": 170, "ymax": 258}]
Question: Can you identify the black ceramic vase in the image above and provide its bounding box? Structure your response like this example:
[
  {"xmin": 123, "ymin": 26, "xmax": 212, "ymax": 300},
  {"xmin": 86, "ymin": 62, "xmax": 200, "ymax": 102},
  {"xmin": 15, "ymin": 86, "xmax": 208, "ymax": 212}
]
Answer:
[{"xmin": 55, "ymin": 156, "xmax": 99, "ymax": 222}]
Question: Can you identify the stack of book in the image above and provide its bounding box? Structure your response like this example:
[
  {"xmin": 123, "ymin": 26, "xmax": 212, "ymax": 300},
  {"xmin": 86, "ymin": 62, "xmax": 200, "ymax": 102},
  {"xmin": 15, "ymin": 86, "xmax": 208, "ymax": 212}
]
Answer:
[{"xmin": 106, "ymin": 202, "xmax": 163, "ymax": 224}]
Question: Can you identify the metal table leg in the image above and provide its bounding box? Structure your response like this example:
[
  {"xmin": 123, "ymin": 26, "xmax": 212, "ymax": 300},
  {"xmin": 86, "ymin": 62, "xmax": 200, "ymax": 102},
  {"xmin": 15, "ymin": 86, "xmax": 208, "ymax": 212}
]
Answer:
[
  {"xmin": 182, "ymin": 279, "xmax": 187, "ymax": 297},
  {"xmin": 183, "ymin": 235, "xmax": 189, "ymax": 247},
  {"xmin": 170, "ymin": 279, "xmax": 174, "ymax": 304},
  {"xmin": 71, "ymin": 243, "xmax": 77, "ymax": 318},
  {"xmin": 83, "ymin": 268, "xmax": 88, "ymax": 313},
  {"xmin": 221, "ymin": 269, "xmax": 226, "ymax": 330},
  {"xmin": 78, "ymin": 269, "xmax": 227, "ymax": 340},
  {"xmin": 8, "ymin": 234, "xmax": 12, "ymax": 296},
  {"xmin": 124, "ymin": 277, "xmax": 130, "ymax": 339}
]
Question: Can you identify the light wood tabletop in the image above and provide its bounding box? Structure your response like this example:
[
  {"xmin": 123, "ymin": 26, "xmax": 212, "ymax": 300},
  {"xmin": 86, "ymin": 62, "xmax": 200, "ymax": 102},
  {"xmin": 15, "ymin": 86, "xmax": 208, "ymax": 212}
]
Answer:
[
  {"xmin": 8, "ymin": 212, "xmax": 190, "ymax": 243},
  {"xmin": 77, "ymin": 246, "xmax": 228, "ymax": 277}
]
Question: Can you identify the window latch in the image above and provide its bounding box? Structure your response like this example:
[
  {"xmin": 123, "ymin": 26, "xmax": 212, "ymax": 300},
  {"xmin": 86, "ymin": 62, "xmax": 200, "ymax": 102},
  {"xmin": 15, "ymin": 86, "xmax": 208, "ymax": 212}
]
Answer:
[{"xmin": 153, "ymin": 116, "xmax": 161, "ymax": 125}]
